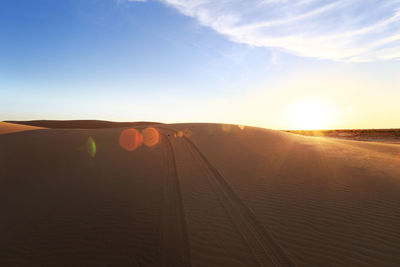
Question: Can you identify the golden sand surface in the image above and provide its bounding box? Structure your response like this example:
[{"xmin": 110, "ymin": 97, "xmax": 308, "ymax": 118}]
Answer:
[{"xmin": 0, "ymin": 122, "xmax": 399, "ymax": 266}]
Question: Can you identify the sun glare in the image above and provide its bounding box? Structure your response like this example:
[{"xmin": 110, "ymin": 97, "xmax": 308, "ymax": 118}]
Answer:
[{"xmin": 287, "ymin": 99, "xmax": 336, "ymax": 130}]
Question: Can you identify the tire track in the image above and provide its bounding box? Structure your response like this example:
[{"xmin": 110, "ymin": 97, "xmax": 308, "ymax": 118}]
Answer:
[
  {"xmin": 181, "ymin": 136, "xmax": 295, "ymax": 267},
  {"xmin": 160, "ymin": 133, "xmax": 191, "ymax": 267}
]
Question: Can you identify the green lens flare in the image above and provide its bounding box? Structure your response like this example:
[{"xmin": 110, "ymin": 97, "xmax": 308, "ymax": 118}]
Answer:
[{"xmin": 87, "ymin": 137, "xmax": 96, "ymax": 157}]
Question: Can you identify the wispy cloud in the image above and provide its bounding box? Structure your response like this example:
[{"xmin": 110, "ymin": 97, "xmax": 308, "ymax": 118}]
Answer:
[{"xmin": 159, "ymin": 0, "xmax": 400, "ymax": 61}]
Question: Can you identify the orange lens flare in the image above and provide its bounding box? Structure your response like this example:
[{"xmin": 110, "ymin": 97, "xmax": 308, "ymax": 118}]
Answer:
[
  {"xmin": 183, "ymin": 129, "xmax": 192, "ymax": 138},
  {"xmin": 119, "ymin": 128, "xmax": 142, "ymax": 151},
  {"xmin": 142, "ymin": 127, "xmax": 161, "ymax": 147}
]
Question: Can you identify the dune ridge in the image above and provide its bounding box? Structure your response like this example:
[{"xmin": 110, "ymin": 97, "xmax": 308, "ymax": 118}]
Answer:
[
  {"xmin": 6, "ymin": 120, "xmax": 162, "ymax": 129},
  {"xmin": 0, "ymin": 121, "xmax": 45, "ymax": 134}
]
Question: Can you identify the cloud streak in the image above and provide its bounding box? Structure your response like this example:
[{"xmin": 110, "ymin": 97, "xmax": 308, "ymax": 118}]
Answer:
[{"xmin": 159, "ymin": 0, "xmax": 400, "ymax": 61}]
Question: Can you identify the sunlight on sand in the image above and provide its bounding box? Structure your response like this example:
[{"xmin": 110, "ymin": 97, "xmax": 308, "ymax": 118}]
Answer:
[
  {"xmin": 120, "ymin": 128, "xmax": 143, "ymax": 151},
  {"xmin": 222, "ymin": 124, "xmax": 245, "ymax": 132},
  {"xmin": 221, "ymin": 124, "xmax": 232, "ymax": 132}
]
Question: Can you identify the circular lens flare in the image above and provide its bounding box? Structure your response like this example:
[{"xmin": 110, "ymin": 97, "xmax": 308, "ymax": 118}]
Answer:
[
  {"xmin": 119, "ymin": 128, "xmax": 142, "ymax": 151},
  {"xmin": 142, "ymin": 127, "xmax": 161, "ymax": 147},
  {"xmin": 183, "ymin": 129, "xmax": 192, "ymax": 138}
]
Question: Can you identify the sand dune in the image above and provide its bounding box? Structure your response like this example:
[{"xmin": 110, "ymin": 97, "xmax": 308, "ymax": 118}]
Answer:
[
  {"xmin": 0, "ymin": 121, "xmax": 45, "ymax": 134},
  {"xmin": 286, "ymin": 129, "xmax": 400, "ymax": 144},
  {"xmin": 6, "ymin": 120, "xmax": 162, "ymax": 129},
  {"xmin": 170, "ymin": 123, "xmax": 400, "ymax": 266},
  {"xmin": 1, "ymin": 122, "xmax": 399, "ymax": 266}
]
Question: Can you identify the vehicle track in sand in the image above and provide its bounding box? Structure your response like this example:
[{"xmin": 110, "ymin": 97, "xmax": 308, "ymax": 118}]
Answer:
[
  {"xmin": 160, "ymin": 126, "xmax": 294, "ymax": 267},
  {"xmin": 160, "ymin": 133, "xmax": 191, "ymax": 267}
]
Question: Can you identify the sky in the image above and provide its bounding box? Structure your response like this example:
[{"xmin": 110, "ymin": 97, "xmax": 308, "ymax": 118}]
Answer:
[{"xmin": 1, "ymin": 0, "xmax": 399, "ymax": 129}]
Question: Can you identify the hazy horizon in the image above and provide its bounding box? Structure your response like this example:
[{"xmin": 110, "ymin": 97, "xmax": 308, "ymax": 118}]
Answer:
[{"xmin": 1, "ymin": 0, "xmax": 400, "ymax": 130}]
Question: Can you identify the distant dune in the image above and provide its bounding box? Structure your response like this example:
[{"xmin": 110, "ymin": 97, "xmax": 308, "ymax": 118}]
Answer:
[
  {"xmin": 1, "ymin": 122, "xmax": 400, "ymax": 266},
  {"xmin": 6, "ymin": 120, "xmax": 162, "ymax": 129},
  {"xmin": 0, "ymin": 121, "xmax": 45, "ymax": 134}
]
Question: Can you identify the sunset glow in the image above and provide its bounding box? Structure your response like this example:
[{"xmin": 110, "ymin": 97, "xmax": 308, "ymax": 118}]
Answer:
[{"xmin": 287, "ymin": 99, "xmax": 336, "ymax": 130}]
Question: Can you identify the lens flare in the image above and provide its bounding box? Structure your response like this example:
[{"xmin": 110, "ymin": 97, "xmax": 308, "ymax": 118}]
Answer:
[
  {"xmin": 183, "ymin": 129, "xmax": 192, "ymax": 138},
  {"xmin": 177, "ymin": 131, "xmax": 184, "ymax": 138},
  {"xmin": 142, "ymin": 127, "xmax": 161, "ymax": 147},
  {"xmin": 119, "ymin": 128, "xmax": 142, "ymax": 151},
  {"xmin": 86, "ymin": 136, "xmax": 96, "ymax": 157},
  {"xmin": 238, "ymin": 125, "xmax": 245, "ymax": 130}
]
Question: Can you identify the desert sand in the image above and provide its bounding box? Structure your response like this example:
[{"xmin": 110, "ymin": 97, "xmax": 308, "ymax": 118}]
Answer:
[
  {"xmin": 0, "ymin": 121, "xmax": 45, "ymax": 134},
  {"xmin": 1, "ymin": 121, "xmax": 400, "ymax": 266},
  {"xmin": 286, "ymin": 129, "xmax": 400, "ymax": 144}
]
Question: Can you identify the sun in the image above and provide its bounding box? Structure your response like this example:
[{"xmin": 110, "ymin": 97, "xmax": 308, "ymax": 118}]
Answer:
[{"xmin": 287, "ymin": 99, "xmax": 336, "ymax": 130}]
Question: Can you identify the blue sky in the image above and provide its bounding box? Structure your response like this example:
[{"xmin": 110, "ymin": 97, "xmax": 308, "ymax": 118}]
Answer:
[{"xmin": 1, "ymin": 0, "xmax": 399, "ymax": 129}]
